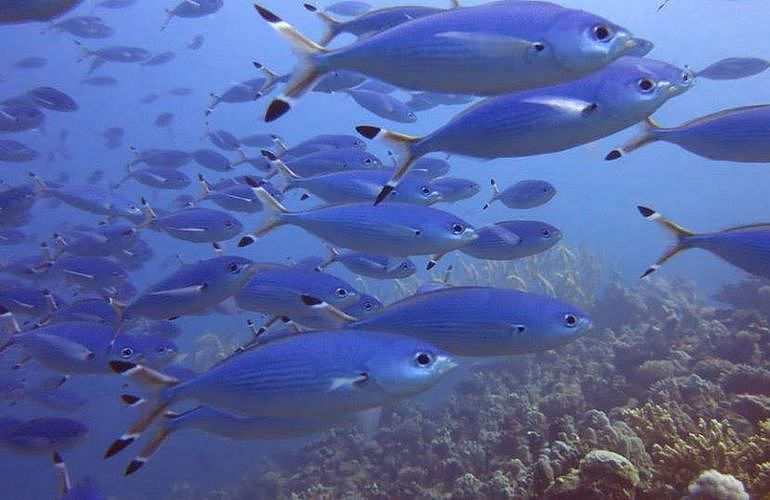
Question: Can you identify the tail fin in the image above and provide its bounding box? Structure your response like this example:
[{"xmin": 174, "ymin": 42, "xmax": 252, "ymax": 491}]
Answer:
[
  {"xmin": 303, "ymin": 3, "xmax": 343, "ymax": 46},
  {"xmin": 238, "ymin": 180, "xmax": 290, "ymax": 247},
  {"xmin": 137, "ymin": 197, "xmax": 157, "ymax": 229},
  {"xmin": 73, "ymin": 40, "xmax": 91, "ymax": 63},
  {"xmin": 483, "ymin": 179, "xmax": 500, "ymax": 210},
  {"xmin": 160, "ymin": 8, "xmax": 174, "ymax": 31},
  {"xmin": 254, "ymin": 5, "xmax": 330, "ymax": 122},
  {"xmin": 124, "ymin": 427, "xmax": 172, "ymax": 476},
  {"xmin": 356, "ymin": 126, "xmax": 422, "ymax": 205},
  {"xmin": 606, "ymin": 117, "xmax": 663, "ymax": 161},
  {"xmin": 637, "ymin": 205, "xmax": 694, "ymax": 278},
  {"xmin": 253, "ymin": 61, "xmax": 280, "ymax": 97},
  {"xmin": 262, "ymin": 150, "xmax": 299, "ymax": 192},
  {"xmin": 317, "ymin": 246, "xmax": 340, "ymax": 270},
  {"xmin": 205, "ymin": 93, "xmax": 221, "ymax": 116},
  {"xmin": 28, "ymin": 172, "xmax": 48, "ymax": 193},
  {"xmin": 300, "ymin": 294, "xmax": 357, "ymax": 325},
  {"xmin": 104, "ymin": 362, "xmax": 179, "ymax": 459},
  {"xmin": 52, "ymin": 452, "xmax": 71, "ymax": 496},
  {"xmin": 0, "ymin": 305, "xmax": 20, "ymax": 349},
  {"xmin": 197, "ymin": 173, "xmax": 213, "ymax": 196}
]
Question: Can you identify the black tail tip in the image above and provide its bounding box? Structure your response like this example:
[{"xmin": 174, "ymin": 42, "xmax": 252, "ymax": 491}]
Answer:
[
  {"xmin": 105, "ymin": 438, "xmax": 133, "ymax": 459},
  {"xmin": 254, "ymin": 4, "xmax": 281, "ymax": 23},
  {"xmin": 260, "ymin": 149, "xmax": 278, "ymax": 161},
  {"xmin": 373, "ymin": 185, "xmax": 394, "ymax": 205},
  {"xmin": 303, "ymin": 3, "xmax": 318, "ymax": 11},
  {"xmin": 125, "ymin": 459, "xmax": 145, "ymax": 476},
  {"xmin": 641, "ymin": 267, "xmax": 656, "ymax": 279},
  {"xmin": 300, "ymin": 193, "xmax": 310, "ymax": 200},
  {"xmin": 356, "ymin": 126, "xmax": 381, "ymax": 140},
  {"xmin": 637, "ymin": 206, "xmax": 655, "ymax": 217},
  {"xmin": 121, "ymin": 394, "xmax": 142, "ymax": 406},
  {"xmin": 53, "ymin": 452, "xmax": 64, "ymax": 464},
  {"xmin": 0, "ymin": 305, "xmax": 9, "ymax": 315},
  {"xmin": 265, "ymin": 99, "xmax": 290, "ymax": 122},
  {"xmin": 238, "ymin": 236, "xmax": 255, "ymax": 248},
  {"xmin": 426, "ymin": 260, "xmax": 437, "ymax": 271},
  {"xmin": 301, "ymin": 294, "xmax": 323, "ymax": 306},
  {"xmin": 605, "ymin": 149, "xmax": 623, "ymax": 161},
  {"xmin": 109, "ymin": 360, "xmax": 136, "ymax": 374}
]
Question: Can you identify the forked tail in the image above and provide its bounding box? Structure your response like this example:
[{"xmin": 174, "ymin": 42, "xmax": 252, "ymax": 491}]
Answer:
[{"xmin": 637, "ymin": 205, "xmax": 695, "ymax": 278}]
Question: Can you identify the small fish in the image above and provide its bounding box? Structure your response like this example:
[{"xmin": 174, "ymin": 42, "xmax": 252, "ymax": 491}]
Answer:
[
  {"xmin": 197, "ymin": 174, "xmax": 263, "ymax": 213},
  {"xmin": 129, "ymin": 147, "xmax": 191, "ymax": 168},
  {"xmin": 30, "ymin": 174, "xmax": 143, "ymax": 222},
  {"xmin": 161, "ymin": 0, "xmax": 223, "ymax": 31},
  {"xmin": 207, "ymin": 62, "xmax": 284, "ymax": 115},
  {"xmin": 695, "ymin": 57, "xmax": 770, "ymax": 80},
  {"xmin": 0, "ymin": 229, "xmax": 26, "ymax": 245},
  {"xmin": 313, "ymin": 70, "xmax": 367, "ymax": 93},
  {"xmin": 0, "ymin": 139, "xmax": 39, "ymax": 162},
  {"xmin": 0, "ymin": 417, "xmax": 88, "ymax": 454},
  {"xmin": 139, "ymin": 93, "xmax": 159, "ymax": 104},
  {"xmin": 13, "ymin": 56, "xmax": 48, "ymax": 69},
  {"xmin": 114, "ymin": 239, "xmax": 154, "ymax": 271},
  {"xmin": 239, "ymin": 133, "xmax": 281, "ymax": 148},
  {"xmin": 281, "ymin": 148, "xmax": 382, "ymax": 177},
  {"xmin": 321, "ymin": 247, "xmax": 416, "ymax": 280},
  {"xmin": 0, "ymin": 104, "xmax": 45, "ymax": 133},
  {"xmin": 191, "ymin": 149, "xmax": 235, "ymax": 172},
  {"xmin": 0, "ymin": 1, "xmax": 84, "ymax": 23},
  {"xmin": 76, "ymin": 43, "xmax": 150, "ymax": 73},
  {"xmin": 48, "ymin": 15, "xmax": 113, "ymax": 38},
  {"xmin": 356, "ymin": 79, "xmax": 397, "ymax": 94},
  {"xmin": 484, "ymin": 179, "xmax": 556, "ymax": 210},
  {"xmin": 429, "ymin": 177, "xmax": 480, "ymax": 203},
  {"xmin": 87, "ymin": 170, "xmax": 105, "ymax": 184},
  {"xmin": 410, "ymin": 158, "xmax": 450, "ymax": 179},
  {"xmin": 205, "ymin": 126, "xmax": 241, "ymax": 151},
  {"xmin": 187, "ymin": 34, "xmax": 204, "ymax": 50},
  {"xmin": 359, "ymin": 57, "xmax": 693, "ymax": 204},
  {"xmin": 348, "ymin": 286, "xmax": 592, "ymax": 356},
  {"xmin": 47, "ymin": 298, "xmax": 120, "ymax": 326},
  {"xmin": 26, "ymin": 87, "xmax": 78, "ymax": 112},
  {"xmin": 98, "ymin": 0, "xmax": 135, "ymax": 7},
  {"xmin": 257, "ymin": 2, "xmax": 649, "ymax": 121},
  {"xmin": 142, "ymin": 51, "xmax": 176, "ymax": 66},
  {"xmin": 168, "ymin": 87, "xmax": 193, "ymax": 96},
  {"xmin": 638, "ymin": 206, "xmax": 770, "ymax": 280},
  {"xmin": 119, "ymin": 165, "xmax": 190, "ymax": 190},
  {"xmin": 0, "ymin": 285, "xmax": 58, "ymax": 317},
  {"xmin": 104, "ymin": 330, "xmax": 456, "ymax": 462},
  {"xmin": 342, "ymin": 88, "xmax": 416, "ymax": 123},
  {"xmin": 122, "ymin": 255, "xmax": 256, "ymax": 320},
  {"xmin": 606, "ymin": 108, "xmax": 770, "ymax": 163},
  {"xmin": 47, "ymin": 255, "xmax": 128, "ymax": 291},
  {"xmin": 53, "ymin": 224, "xmax": 139, "ymax": 257},
  {"xmin": 239, "ymin": 183, "xmax": 477, "ymax": 257},
  {"xmin": 325, "ymin": 1, "xmax": 371, "ymax": 17},
  {"xmin": 280, "ymin": 134, "xmax": 366, "ymax": 159},
  {"xmin": 460, "ymin": 220, "xmax": 561, "ymax": 261},
  {"xmin": 141, "ymin": 200, "xmax": 243, "ymax": 243}
]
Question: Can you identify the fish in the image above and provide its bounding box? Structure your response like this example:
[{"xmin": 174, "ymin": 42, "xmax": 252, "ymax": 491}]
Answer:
[
  {"xmin": 0, "ymin": 417, "xmax": 88, "ymax": 454},
  {"xmin": 256, "ymin": 2, "xmax": 650, "ymax": 121},
  {"xmin": 280, "ymin": 134, "xmax": 366, "ymax": 159},
  {"xmin": 104, "ymin": 330, "xmax": 456, "ymax": 460},
  {"xmin": 606, "ymin": 107, "xmax": 770, "ymax": 163},
  {"xmin": 13, "ymin": 56, "xmax": 48, "ymax": 69},
  {"xmin": 162, "ymin": 0, "xmax": 223, "ymax": 31},
  {"xmin": 46, "ymin": 298, "xmax": 120, "ymax": 327},
  {"xmin": 26, "ymin": 87, "xmax": 78, "ymax": 112},
  {"xmin": 142, "ymin": 51, "xmax": 176, "ymax": 66},
  {"xmin": 344, "ymin": 293, "xmax": 383, "ymax": 318},
  {"xmin": 356, "ymin": 79, "xmax": 398, "ymax": 94},
  {"xmin": 196, "ymin": 174, "xmax": 263, "ymax": 213},
  {"xmin": 82, "ymin": 75, "xmax": 120, "ymax": 86},
  {"xmin": 239, "ymin": 133, "xmax": 282, "ymax": 148},
  {"xmin": 695, "ymin": 57, "xmax": 770, "ymax": 80},
  {"xmin": 638, "ymin": 206, "xmax": 770, "ymax": 280},
  {"xmin": 76, "ymin": 43, "xmax": 151, "ymax": 73},
  {"xmin": 483, "ymin": 179, "xmax": 556, "ymax": 210},
  {"xmin": 118, "ymin": 166, "xmax": 190, "ymax": 190},
  {"xmin": 129, "ymin": 147, "xmax": 191, "ymax": 168},
  {"xmin": 29, "ymin": 174, "xmax": 144, "ymax": 222},
  {"xmin": 154, "ymin": 112, "xmax": 174, "ymax": 131},
  {"xmin": 191, "ymin": 149, "xmax": 235, "ymax": 172},
  {"xmin": 325, "ymin": 1, "xmax": 371, "ymax": 17},
  {"xmin": 98, "ymin": 0, "xmax": 135, "ymax": 7},
  {"xmin": 303, "ymin": 1, "xmax": 456, "ymax": 46},
  {"xmin": 342, "ymin": 88, "xmax": 417, "ymax": 123},
  {"xmin": 114, "ymin": 239, "xmax": 154, "ymax": 271},
  {"xmin": 429, "ymin": 177, "xmax": 480, "ymax": 203},
  {"xmin": 205, "ymin": 126, "xmax": 241, "ymax": 151},
  {"xmin": 313, "ymin": 70, "xmax": 367, "ymax": 94},
  {"xmin": 238, "ymin": 183, "xmax": 477, "ymax": 257},
  {"xmin": 0, "ymin": 182, "xmax": 37, "ymax": 220},
  {"xmin": 0, "ymin": 229, "xmax": 26, "ymax": 245},
  {"xmin": 169, "ymin": 87, "xmax": 193, "ymax": 96},
  {"xmin": 0, "ymin": 140, "xmax": 39, "ymax": 162},
  {"xmin": 347, "ymin": 286, "xmax": 592, "ymax": 356},
  {"xmin": 359, "ymin": 56, "xmax": 693, "ymax": 204},
  {"xmin": 46, "ymin": 255, "xmax": 128, "ymax": 291},
  {"xmin": 410, "ymin": 158, "xmax": 450, "ymax": 179},
  {"xmin": 206, "ymin": 62, "xmax": 283, "ymax": 115},
  {"xmin": 141, "ymin": 200, "xmax": 243, "ymax": 243},
  {"xmin": 187, "ymin": 34, "xmax": 204, "ymax": 50},
  {"xmin": 272, "ymin": 154, "xmax": 440, "ymax": 205},
  {"xmin": 48, "ymin": 15, "xmax": 113, "ymax": 38},
  {"xmin": 321, "ymin": 247, "xmax": 416, "ymax": 280},
  {"xmin": 1, "ymin": 1, "xmax": 83, "ymax": 23},
  {"xmin": 280, "ymin": 148, "xmax": 382, "ymax": 177},
  {"xmin": 0, "ymin": 104, "xmax": 45, "ymax": 133},
  {"xmin": 139, "ymin": 93, "xmax": 158, "ymax": 104},
  {"xmin": 53, "ymin": 452, "xmax": 107, "ymax": 500},
  {"xmin": 53, "ymin": 224, "xmax": 139, "ymax": 257},
  {"xmin": 121, "ymin": 256, "xmax": 256, "ymax": 320},
  {"xmin": 460, "ymin": 220, "xmax": 562, "ymax": 261},
  {"xmin": 0, "ymin": 285, "xmax": 59, "ymax": 317}
]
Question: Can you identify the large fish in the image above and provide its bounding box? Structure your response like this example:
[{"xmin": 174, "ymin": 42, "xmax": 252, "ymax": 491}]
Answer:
[
  {"xmin": 238, "ymin": 183, "xmax": 477, "ymax": 257},
  {"xmin": 638, "ymin": 206, "xmax": 770, "ymax": 280},
  {"xmin": 607, "ymin": 106, "xmax": 770, "ymax": 163},
  {"xmin": 358, "ymin": 56, "xmax": 693, "ymax": 204},
  {"xmin": 1, "ymin": 0, "xmax": 84, "ymax": 23},
  {"xmin": 255, "ymin": 2, "xmax": 650, "ymax": 121},
  {"xmin": 30, "ymin": 174, "xmax": 143, "ymax": 222},
  {"xmin": 347, "ymin": 286, "xmax": 592, "ymax": 356}
]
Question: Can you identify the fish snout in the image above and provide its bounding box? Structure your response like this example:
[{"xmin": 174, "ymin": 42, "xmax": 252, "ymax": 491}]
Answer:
[
  {"xmin": 461, "ymin": 228, "xmax": 479, "ymax": 242},
  {"xmin": 434, "ymin": 354, "xmax": 458, "ymax": 375},
  {"xmin": 623, "ymin": 36, "xmax": 654, "ymax": 57}
]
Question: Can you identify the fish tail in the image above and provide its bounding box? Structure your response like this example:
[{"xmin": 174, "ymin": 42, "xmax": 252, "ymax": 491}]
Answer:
[
  {"xmin": 303, "ymin": 3, "xmax": 343, "ymax": 46},
  {"xmin": 316, "ymin": 246, "xmax": 340, "ymax": 271},
  {"xmin": 104, "ymin": 361, "xmax": 179, "ymax": 459},
  {"xmin": 253, "ymin": 61, "xmax": 279, "ymax": 97},
  {"xmin": 426, "ymin": 253, "xmax": 447, "ymax": 271},
  {"xmin": 197, "ymin": 173, "xmax": 213, "ymax": 195},
  {"xmin": 300, "ymin": 294, "xmax": 358, "ymax": 324},
  {"xmin": 238, "ymin": 180, "xmax": 289, "ymax": 247},
  {"xmin": 160, "ymin": 9, "xmax": 174, "ymax": 31},
  {"xmin": 450, "ymin": 0, "xmax": 461, "ymax": 7},
  {"xmin": 0, "ymin": 306, "xmax": 19, "ymax": 347},
  {"xmin": 52, "ymin": 452, "xmax": 72, "ymax": 496},
  {"xmin": 205, "ymin": 93, "xmax": 221, "ymax": 116},
  {"xmin": 483, "ymin": 179, "xmax": 500, "ymax": 210},
  {"xmin": 355, "ymin": 126, "xmax": 423, "ymax": 205},
  {"xmin": 28, "ymin": 172, "xmax": 48, "ymax": 193},
  {"xmin": 254, "ymin": 4, "xmax": 330, "ymax": 122},
  {"xmin": 138, "ymin": 197, "xmax": 157, "ymax": 228},
  {"xmin": 124, "ymin": 427, "xmax": 172, "ymax": 476},
  {"xmin": 637, "ymin": 205, "xmax": 695, "ymax": 278},
  {"xmin": 606, "ymin": 117, "xmax": 664, "ymax": 161}
]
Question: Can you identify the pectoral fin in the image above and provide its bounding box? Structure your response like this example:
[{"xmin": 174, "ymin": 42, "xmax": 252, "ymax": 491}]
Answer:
[
  {"xmin": 328, "ymin": 372, "xmax": 369, "ymax": 391},
  {"xmin": 149, "ymin": 284, "xmax": 208, "ymax": 297}
]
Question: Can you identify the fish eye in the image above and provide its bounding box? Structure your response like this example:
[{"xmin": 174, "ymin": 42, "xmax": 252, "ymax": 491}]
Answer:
[
  {"xmin": 532, "ymin": 42, "xmax": 545, "ymax": 52},
  {"xmin": 451, "ymin": 223, "xmax": 464, "ymax": 235},
  {"xmin": 408, "ymin": 112, "xmax": 416, "ymax": 119},
  {"xmin": 364, "ymin": 158, "xmax": 372, "ymax": 164},
  {"xmin": 156, "ymin": 346, "xmax": 165, "ymax": 353},
  {"xmin": 541, "ymin": 228, "xmax": 551, "ymax": 238},
  {"xmin": 335, "ymin": 287, "xmax": 348, "ymax": 298},
  {"xmin": 564, "ymin": 314, "xmax": 579, "ymax": 328},
  {"xmin": 363, "ymin": 301, "xmax": 373, "ymax": 311},
  {"xmin": 121, "ymin": 347, "xmax": 134, "ymax": 358},
  {"xmin": 681, "ymin": 71, "xmax": 691, "ymax": 83},
  {"xmin": 401, "ymin": 262, "xmax": 410, "ymax": 269},
  {"xmin": 637, "ymin": 78, "xmax": 655, "ymax": 93},
  {"xmin": 420, "ymin": 186, "xmax": 431, "ymax": 195},
  {"xmin": 227, "ymin": 262, "xmax": 239, "ymax": 273},
  {"xmin": 122, "ymin": 229, "xmax": 135, "ymax": 237},
  {"xmin": 224, "ymin": 220, "xmax": 234, "ymax": 228},
  {"xmin": 415, "ymin": 352, "xmax": 433, "ymax": 366},
  {"xmin": 592, "ymin": 25, "xmax": 611, "ymax": 41}
]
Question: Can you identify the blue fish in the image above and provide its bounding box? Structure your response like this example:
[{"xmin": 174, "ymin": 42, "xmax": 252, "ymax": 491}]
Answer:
[
  {"xmin": 0, "ymin": 1, "xmax": 82, "ymax": 23},
  {"xmin": 206, "ymin": 62, "xmax": 283, "ymax": 115},
  {"xmin": 343, "ymin": 293, "xmax": 383, "ymax": 318},
  {"xmin": 256, "ymin": 2, "xmax": 650, "ymax": 121},
  {"xmin": 638, "ymin": 206, "xmax": 770, "ymax": 280},
  {"xmin": 313, "ymin": 70, "xmax": 367, "ymax": 93},
  {"xmin": 483, "ymin": 179, "xmax": 556, "ymax": 210},
  {"xmin": 460, "ymin": 220, "xmax": 562, "ymax": 261},
  {"xmin": 128, "ymin": 147, "xmax": 191, "ymax": 168},
  {"xmin": 348, "ymin": 286, "xmax": 592, "ymax": 356},
  {"xmin": 695, "ymin": 57, "xmax": 770, "ymax": 81},
  {"xmin": 429, "ymin": 177, "xmax": 480, "ymax": 203},
  {"xmin": 281, "ymin": 148, "xmax": 382, "ymax": 177},
  {"xmin": 359, "ymin": 56, "xmax": 693, "ymax": 203},
  {"xmin": 162, "ymin": 0, "xmax": 222, "ymax": 30},
  {"xmin": 191, "ymin": 149, "xmax": 236, "ymax": 172},
  {"xmin": 0, "ymin": 285, "xmax": 59, "ymax": 317},
  {"xmin": 196, "ymin": 174, "xmax": 263, "ymax": 213},
  {"xmin": 322, "ymin": 247, "xmax": 416, "ymax": 280},
  {"xmin": 141, "ymin": 200, "xmax": 243, "ymax": 243},
  {"xmin": 0, "ymin": 228, "xmax": 26, "ymax": 245},
  {"xmin": 118, "ymin": 166, "xmax": 191, "ymax": 190},
  {"xmin": 0, "ymin": 417, "xmax": 88, "ymax": 454},
  {"xmin": 279, "ymin": 134, "xmax": 366, "ymax": 159},
  {"xmin": 53, "ymin": 224, "xmax": 139, "ymax": 258},
  {"xmin": 0, "ymin": 139, "xmax": 40, "ymax": 162},
  {"xmin": 607, "ymin": 107, "xmax": 770, "ymax": 163},
  {"xmin": 53, "ymin": 452, "xmax": 107, "ymax": 500},
  {"xmin": 47, "ymin": 255, "xmax": 128, "ymax": 292},
  {"xmin": 26, "ymin": 87, "xmax": 78, "ymax": 112}
]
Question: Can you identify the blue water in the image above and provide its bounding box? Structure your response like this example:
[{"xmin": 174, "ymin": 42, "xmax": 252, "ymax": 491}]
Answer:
[{"xmin": 2, "ymin": 0, "xmax": 770, "ymax": 498}]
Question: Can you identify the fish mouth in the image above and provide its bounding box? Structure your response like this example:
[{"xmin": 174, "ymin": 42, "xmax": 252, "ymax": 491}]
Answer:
[
  {"xmin": 462, "ymin": 230, "xmax": 479, "ymax": 242},
  {"xmin": 623, "ymin": 37, "xmax": 654, "ymax": 57}
]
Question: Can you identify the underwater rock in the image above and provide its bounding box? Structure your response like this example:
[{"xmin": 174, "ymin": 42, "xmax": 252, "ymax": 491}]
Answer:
[
  {"xmin": 731, "ymin": 394, "xmax": 770, "ymax": 424},
  {"xmin": 579, "ymin": 450, "xmax": 640, "ymax": 498},
  {"xmin": 634, "ymin": 359, "xmax": 680, "ymax": 386},
  {"xmin": 452, "ymin": 472, "xmax": 484, "ymax": 500},
  {"xmin": 721, "ymin": 365, "xmax": 770, "ymax": 396},
  {"xmin": 684, "ymin": 470, "xmax": 749, "ymax": 500}
]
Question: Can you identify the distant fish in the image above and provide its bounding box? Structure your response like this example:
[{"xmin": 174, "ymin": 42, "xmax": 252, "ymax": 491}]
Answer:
[
  {"xmin": 483, "ymin": 179, "xmax": 556, "ymax": 210},
  {"xmin": 695, "ymin": 57, "xmax": 770, "ymax": 81},
  {"xmin": 53, "ymin": 223, "xmax": 139, "ymax": 257},
  {"xmin": 206, "ymin": 62, "xmax": 283, "ymax": 115},
  {"xmin": 459, "ymin": 220, "xmax": 561, "ymax": 261},
  {"xmin": 325, "ymin": 1, "xmax": 371, "ymax": 17},
  {"xmin": 429, "ymin": 177, "xmax": 480, "ymax": 203},
  {"xmin": 638, "ymin": 205, "xmax": 770, "ymax": 280},
  {"xmin": 129, "ymin": 147, "xmax": 191, "ymax": 168},
  {"xmin": 205, "ymin": 126, "xmax": 241, "ymax": 151},
  {"xmin": 280, "ymin": 134, "xmax": 366, "ymax": 159},
  {"xmin": 98, "ymin": 0, "xmax": 135, "ymax": 7},
  {"xmin": 48, "ymin": 298, "xmax": 120, "ymax": 326},
  {"xmin": 161, "ymin": 0, "xmax": 224, "ymax": 31},
  {"xmin": 0, "ymin": 139, "xmax": 39, "ymax": 162},
  {"xmin": 0, "ymin": 104, "xmax": 46, "ymax": 133},
  {"xmin": 139, "ymin": 93, "xmax": 159, "ymax": 104},
  {"xmin": 313, "ymin": 70, "xmax": 366, "ymax": 94},
  {"xmin": 342, "ymin": 88, "xmax": 416, "ymax": 123},
  {"xmin": 280, "ymin": 148, "xmax": 381, "ymax": 177},
  {"xmin": 187, "ymin": 34, "xmax": 204, "ymax": 50},
  {"xmin": 140, "ymin": 199, "xmax": 243, "ymax": 243},
  {"xmin": 119, "ymin": 165, "xmax": 190, "ymax": 190},
  {"xmin": 239, "ymin": 133, "xmax": 281, "ymax": 148},
  {"xmin": 87, "ymin": 169, "xmax": 105, "ymax": 184},
  {"xmin": 76, "ymin": 42, "xmax": 150, "ymax": 73},
  {"xmin": 13, "ymin": 56, "xmax": 48, "ymax": 69},
  {"xmin": 154, "ymin": 111, "xmax": 174, "ymax": 127},
  {"xmin": 197, "ymin": 174, "xmax": 263, "ymax": 213},
  {"xmin": 606, "ymin": 108, "xmax": 770, "ymax": 163},
  {"xmin": 0, "ymin": 1, "xmax": 84, "ymax": 24},
  {"xmin": 47, "ymin": 255, "xmax": 128, "ymax": 291},
  {"xmin": 0, "ymin": 229, "xmax": 26, "ymax": 246},
  {"xmin": 0, "ymin": 417, "xmax": 88, "ymax": 454},
  {"xmin": 142, "ymin": 51, "xmax": 176, "ymax": 66},
  {"xmin": 321, "ymin": 247, "xmax": 416, "ymax": 280},
  {"xmin": 168, "ymin": 87, "xmax": 193, "ymax": 96},
  {"xmin": 191, "ymin": 149, "xmax": 234, "ymax": 172},
  {"xmin": 0, "ymin": 285, "xmax": 58, "ymax": 317},
  {"xmin": 48, "ymin": 15, "xmax": 113, "ymax": 38},
  {"xmin": 81, "ymin": 76, "xmax": 118, "ymax": 86},
  {"xmin": 27, "ymin": 87, "xmax": 78, "ymax": 112}
]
